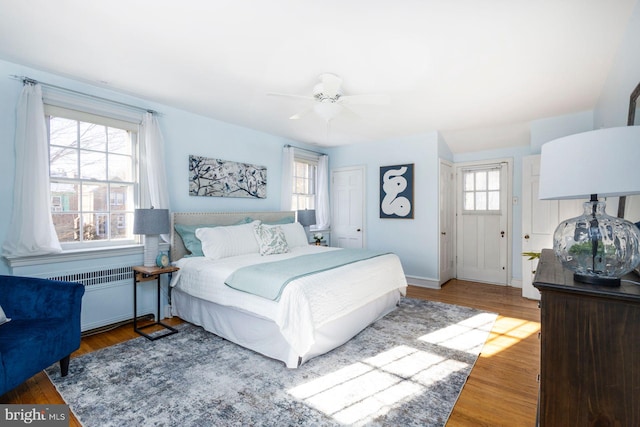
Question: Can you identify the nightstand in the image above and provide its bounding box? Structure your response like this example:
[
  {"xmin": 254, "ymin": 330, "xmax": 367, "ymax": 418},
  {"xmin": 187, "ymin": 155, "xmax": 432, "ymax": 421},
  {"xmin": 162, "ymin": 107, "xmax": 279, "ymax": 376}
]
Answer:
[{"xmin": 132, "ymin": 265, "xmax": 179, "ymax": 340}]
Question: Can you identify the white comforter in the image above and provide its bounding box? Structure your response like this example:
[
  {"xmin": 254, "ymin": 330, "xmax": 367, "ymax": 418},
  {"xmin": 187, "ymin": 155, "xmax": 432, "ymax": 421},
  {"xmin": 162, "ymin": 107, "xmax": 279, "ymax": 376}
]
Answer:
[{"xmin": 170, "ymin": 246, "xmax": 407, "ymax": 355}]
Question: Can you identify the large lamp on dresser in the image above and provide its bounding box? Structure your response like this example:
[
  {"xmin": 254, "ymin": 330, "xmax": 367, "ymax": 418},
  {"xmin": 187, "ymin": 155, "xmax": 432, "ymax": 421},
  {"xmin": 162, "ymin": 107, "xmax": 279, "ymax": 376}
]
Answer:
[{"xmin": 539, "ymin": 126, "xmax": 640, "ymax": 286}]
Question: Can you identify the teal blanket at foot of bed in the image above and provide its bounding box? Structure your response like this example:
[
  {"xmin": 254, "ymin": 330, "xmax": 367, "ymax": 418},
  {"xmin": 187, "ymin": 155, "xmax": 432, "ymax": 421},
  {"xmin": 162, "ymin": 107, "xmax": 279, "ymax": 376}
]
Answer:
[{"xmin": 224, "ymin": 249, "xmax": 390, "ymax": 301}]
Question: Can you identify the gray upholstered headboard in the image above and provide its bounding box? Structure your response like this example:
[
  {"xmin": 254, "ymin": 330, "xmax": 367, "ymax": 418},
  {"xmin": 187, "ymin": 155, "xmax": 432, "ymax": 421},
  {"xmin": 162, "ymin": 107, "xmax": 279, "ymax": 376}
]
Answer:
[{"xmin": 170, "ymin": 211, "xmax": 295, "ymax": 262}]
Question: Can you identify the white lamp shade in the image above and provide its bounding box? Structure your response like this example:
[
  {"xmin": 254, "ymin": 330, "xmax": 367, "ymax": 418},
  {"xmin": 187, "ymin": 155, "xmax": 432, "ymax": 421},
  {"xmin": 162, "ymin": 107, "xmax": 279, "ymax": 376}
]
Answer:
[
  {"xmin": 539, "ymin": 126, "xmax": 640, "ymax": 200},
  {"xmin": 538, "ymin": 125, "xmax": 640, "ymax": 285}
]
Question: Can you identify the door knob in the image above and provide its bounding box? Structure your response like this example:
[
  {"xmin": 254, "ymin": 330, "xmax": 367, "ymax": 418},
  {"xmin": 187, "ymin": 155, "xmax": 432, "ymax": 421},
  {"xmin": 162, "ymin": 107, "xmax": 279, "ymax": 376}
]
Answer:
[
  {"xmin": 524, "ymin": 234, "xmax": 530, "ymax": 240},
  {"xmin": 357, "ymin": 228, "xmax": 361, "ymax": 232},
  {"xmin": 500, "ymin": 231, "xmax": 505, "ymax": 238},
  {"xmin": 441, "ymin": 232, "xmax": 446, "ymax": 235}
]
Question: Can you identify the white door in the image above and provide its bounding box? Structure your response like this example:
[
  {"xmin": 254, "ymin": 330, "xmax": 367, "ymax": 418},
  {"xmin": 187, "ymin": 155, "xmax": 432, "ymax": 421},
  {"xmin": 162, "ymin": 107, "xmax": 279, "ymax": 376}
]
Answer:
[
  {"xmin": 521, "ymin": 155, "xmax": 583, "ymax": 299},
  {"xmin": 439, "ymin": 160, "xmax": 455, "ymax": 284},
  {"xmin": 331, "ymin": 166, "xmax": 365, "ymax": 248},
  {"xmin": 456, "ymin": 161, "xmax": 510, "ymax": 285}
]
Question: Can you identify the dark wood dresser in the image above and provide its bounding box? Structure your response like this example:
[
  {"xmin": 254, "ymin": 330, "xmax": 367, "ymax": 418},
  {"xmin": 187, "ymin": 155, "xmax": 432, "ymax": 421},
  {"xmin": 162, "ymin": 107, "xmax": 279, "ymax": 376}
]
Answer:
[{"xmin": 533, "ymin": 249, "xmax": 640, "ymax": 426}]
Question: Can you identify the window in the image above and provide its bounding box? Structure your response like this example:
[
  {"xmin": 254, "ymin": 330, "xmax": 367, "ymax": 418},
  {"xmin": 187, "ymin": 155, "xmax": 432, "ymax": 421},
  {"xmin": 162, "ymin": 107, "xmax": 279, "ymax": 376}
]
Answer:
[
  {"xmin": 292, "ymin": 159, "xmax": 317, "ymax": 211},
  {"xmin": 463, "ymin": 168, "xmax": 501, "ymax": 212},
  {"xmin": 45, "ymin": 105, "xmax": 139, "ymax": 247}
]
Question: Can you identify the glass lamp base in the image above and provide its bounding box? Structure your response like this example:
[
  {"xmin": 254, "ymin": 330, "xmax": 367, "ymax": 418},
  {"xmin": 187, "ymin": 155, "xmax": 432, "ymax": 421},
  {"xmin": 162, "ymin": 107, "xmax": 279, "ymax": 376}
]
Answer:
[
  {"xmin": 553, "ymin": 199, "xmax": 640, "ymax": 286},
  {"xmin": 574, "ymin": 273, "xmax": 621, "ymax": 287}
]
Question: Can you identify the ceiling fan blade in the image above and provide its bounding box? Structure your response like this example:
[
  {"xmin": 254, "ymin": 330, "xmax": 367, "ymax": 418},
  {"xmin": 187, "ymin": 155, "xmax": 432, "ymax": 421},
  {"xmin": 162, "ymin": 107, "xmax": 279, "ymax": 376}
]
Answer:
[
  {"xmin": 289, "ymin": 107, "xmax": 313, "ymax": 120},
  {"xmin": 339, "ymin": 103, "xmax": 361, "ymax": 120},
  {"xmin": 319, "ymin": 73, "xmax": 342, "ymax": 97},
  {"xmin": 267, "ymin": 92, "xmax": 315, "ymax": 102},
  {"xmin": 339, "ymin": 93, "xmax": 390, "ymax": 106}
]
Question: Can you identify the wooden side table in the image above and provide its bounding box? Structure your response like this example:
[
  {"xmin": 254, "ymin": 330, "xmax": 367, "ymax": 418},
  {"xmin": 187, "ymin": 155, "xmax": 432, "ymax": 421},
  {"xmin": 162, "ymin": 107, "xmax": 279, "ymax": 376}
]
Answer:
[{"xmin": 133, "ymin": 265, "xmax": 180, "ymax": 340}]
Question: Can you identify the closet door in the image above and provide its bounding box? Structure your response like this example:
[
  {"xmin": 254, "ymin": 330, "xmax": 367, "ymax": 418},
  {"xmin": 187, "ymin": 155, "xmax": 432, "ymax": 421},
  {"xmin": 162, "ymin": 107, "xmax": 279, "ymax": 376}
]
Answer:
[
  {"xmin": 439, "ymin": 160, "xmax": 455, "ymax": 284},
  {"xmin": 522, "ymin": 155, "xmax": 582, "ymax": 299},
  {"xmin": 331, "ymin": 166, "xmax": 365, "ymax": 248}
]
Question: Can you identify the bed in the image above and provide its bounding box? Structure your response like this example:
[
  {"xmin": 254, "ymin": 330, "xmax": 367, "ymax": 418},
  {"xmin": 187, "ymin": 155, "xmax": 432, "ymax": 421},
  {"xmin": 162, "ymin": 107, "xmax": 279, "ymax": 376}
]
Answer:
[{"xmin": 169, "ymin": 211, "xmax": 407, "ymax": 368}]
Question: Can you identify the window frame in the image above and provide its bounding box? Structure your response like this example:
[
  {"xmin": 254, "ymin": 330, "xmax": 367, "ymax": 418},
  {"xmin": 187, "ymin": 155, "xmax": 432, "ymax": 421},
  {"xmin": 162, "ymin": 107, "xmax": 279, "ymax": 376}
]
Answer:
[
  {"xmin": 44, "ymin": 104, "xmax": 141, "ymax": 250},
  {"xmin": 461, "ymin": 167, "xmax": 502, "ymax": 214},
  {"xmin": 291, "ymin": 155, "xmax": 318, "ymax": 211}
]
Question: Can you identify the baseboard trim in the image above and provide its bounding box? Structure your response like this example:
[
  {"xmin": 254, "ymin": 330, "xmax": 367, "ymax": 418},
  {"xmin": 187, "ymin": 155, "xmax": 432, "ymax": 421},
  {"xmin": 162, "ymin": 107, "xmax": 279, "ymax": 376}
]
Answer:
[
  {"xmin": 406, "ymin": 275, "xmax": 441, "ymax": 290},
  {"xmin": 510, "ymin": 278, "xmax": 523, "ymax": 288}
]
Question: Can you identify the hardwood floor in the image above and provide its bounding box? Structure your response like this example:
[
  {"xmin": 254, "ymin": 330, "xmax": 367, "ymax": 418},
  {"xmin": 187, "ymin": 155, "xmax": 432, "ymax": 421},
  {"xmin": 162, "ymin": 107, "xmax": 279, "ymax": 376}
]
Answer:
[
  {"xmin": 1, "ymin": 280, "xmax": 540, "ymax": 426},
  {"xmin": 407, "ymin": 280, "xmax": 541, "ymax": 427}
]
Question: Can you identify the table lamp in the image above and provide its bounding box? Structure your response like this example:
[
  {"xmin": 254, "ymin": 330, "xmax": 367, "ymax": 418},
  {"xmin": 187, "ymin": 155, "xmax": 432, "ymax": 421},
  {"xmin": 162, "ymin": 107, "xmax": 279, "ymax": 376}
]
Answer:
[
  {"xmin": 297, "ymin": 209, "xmax": 316, "ymax": 236},
  {"xmin": 539, "ymin": 126, "xmax": 640, "ymax": 286},
  {"xmin": 133, "ymin": 208, "xmax": 170, "ymax": 267}
]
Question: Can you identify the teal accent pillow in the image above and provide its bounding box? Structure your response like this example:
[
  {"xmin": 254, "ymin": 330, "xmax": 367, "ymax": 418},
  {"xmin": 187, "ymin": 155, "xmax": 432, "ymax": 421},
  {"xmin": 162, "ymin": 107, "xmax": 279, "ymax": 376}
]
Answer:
[{"xmin": 175, "ymin": 217, "xmax": 252, "ymax": 257}]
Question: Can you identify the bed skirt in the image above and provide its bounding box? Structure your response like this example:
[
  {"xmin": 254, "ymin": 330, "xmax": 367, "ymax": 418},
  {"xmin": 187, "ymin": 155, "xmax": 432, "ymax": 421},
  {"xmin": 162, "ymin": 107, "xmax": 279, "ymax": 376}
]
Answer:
[{"xmin": 171, "ymin": 287, "xmax": 402, "ymax": 368}]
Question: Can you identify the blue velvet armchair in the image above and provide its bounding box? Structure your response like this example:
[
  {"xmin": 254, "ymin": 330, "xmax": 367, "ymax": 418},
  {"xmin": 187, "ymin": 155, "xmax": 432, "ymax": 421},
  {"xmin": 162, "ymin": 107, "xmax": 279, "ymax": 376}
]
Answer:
[{"xmin": 0, "ymin": 275, "xmax": 84, "ymax": 396}]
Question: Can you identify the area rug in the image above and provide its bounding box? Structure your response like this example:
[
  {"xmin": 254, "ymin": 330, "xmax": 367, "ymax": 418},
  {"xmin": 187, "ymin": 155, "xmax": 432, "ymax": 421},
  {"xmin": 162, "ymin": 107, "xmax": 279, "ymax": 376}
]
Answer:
[{"xmin": 46, "ymin": 298, "xmax": 496, "ymax": 427}]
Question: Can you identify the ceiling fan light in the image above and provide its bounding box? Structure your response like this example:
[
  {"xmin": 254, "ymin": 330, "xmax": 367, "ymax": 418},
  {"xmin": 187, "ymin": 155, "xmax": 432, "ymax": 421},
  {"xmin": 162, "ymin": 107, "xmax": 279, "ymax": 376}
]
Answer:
[{"xmin": 314, "ymin": 102, "xmax": 343, "ymax": 122}]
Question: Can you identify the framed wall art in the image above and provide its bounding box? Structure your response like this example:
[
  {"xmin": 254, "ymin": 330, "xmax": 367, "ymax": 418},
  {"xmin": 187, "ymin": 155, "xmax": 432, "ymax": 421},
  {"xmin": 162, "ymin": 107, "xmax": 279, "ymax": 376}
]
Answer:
[
  {"xmin": 380, "ymin": 163, "xmax": 414, "ymax": 219},
  {"xmin": 189, "ymin": 155, "xmax": 267, "ymax": 199}
]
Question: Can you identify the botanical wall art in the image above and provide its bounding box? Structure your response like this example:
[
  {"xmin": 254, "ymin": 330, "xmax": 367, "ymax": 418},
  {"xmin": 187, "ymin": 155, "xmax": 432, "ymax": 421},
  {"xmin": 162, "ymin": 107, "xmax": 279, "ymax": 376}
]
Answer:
[
  {"xmin": 189, "ymin": 155, "xmax": 267, "ymax": 199},
  {"xmin": 380, "ymin": 163, "xmax": 414, "ymax": 219}
]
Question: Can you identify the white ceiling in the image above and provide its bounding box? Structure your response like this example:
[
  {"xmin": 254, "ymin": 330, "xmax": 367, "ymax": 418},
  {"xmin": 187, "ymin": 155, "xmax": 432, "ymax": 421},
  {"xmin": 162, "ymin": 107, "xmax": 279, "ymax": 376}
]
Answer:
[{"xmin": 0, "ymin": 0, "xmax": 636, "ymax": 152}]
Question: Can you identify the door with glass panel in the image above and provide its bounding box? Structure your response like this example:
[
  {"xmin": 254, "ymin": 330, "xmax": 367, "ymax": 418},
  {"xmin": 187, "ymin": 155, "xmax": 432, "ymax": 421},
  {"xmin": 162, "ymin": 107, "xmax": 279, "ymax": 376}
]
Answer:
[{"xmin": 456, "ymin": 161, "xmax": 510, "ymax": 285}]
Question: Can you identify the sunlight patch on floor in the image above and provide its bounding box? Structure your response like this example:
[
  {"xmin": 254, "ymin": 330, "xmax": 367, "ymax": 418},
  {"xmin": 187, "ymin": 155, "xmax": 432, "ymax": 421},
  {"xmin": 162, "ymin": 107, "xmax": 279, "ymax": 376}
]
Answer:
[
  {"xmin": 418, "ymin": 312, "xmax": 496, "ymax": 354},
  {"xmin": 479, "ymin": 316, "xmax": 540, "ymax": 357},
  {"xmin": 287, "ymin": 345, "xmax": 468, "ymax": 425}
]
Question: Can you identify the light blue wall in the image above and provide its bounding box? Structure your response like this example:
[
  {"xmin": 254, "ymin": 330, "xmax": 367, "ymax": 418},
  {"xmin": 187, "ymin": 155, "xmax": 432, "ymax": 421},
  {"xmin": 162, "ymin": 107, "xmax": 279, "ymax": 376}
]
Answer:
[
  {"xmin": 327, "ymin": 132, "xmax": 441, "ymax": 281},
  {"xmin": 530, "ymin": 110, "xmax": 594, "ymax": 154},
  {"xmin": 0, "ymin": 63, "xmax": 21, "ymax": 274},
  {"xmin": 0, "ymin": 59, "xmax": 317, "ymax": 275},
  {"xmin": 437, "ymin": 132, "xmax": 454, "ymax": 161},
  {"xmin": 160, "ymin": 106, "xmax": 315, "ymax": 213}
]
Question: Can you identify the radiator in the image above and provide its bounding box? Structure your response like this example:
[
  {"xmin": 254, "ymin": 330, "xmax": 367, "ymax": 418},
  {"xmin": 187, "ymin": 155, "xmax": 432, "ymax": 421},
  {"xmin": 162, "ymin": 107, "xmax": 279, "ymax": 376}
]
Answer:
[{"xmin": 44, "ymin": 265, "xmax": 158, "ymax": 332}]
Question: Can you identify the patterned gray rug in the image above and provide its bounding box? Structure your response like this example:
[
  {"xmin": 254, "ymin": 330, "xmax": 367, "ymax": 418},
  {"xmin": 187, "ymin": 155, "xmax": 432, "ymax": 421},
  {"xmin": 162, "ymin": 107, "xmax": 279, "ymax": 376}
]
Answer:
[{"xmin": 46, "ymin": 298, "xmax": 496, "ymax": 427}]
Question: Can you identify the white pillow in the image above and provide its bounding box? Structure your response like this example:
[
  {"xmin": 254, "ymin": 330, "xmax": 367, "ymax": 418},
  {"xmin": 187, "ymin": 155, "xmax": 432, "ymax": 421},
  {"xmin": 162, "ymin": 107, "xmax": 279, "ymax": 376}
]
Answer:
[
  {"xmin": 196, "ymin": 220, "xmax": 261, "ymax": 260},
  {"xmin": 266, "ymin": 222, "xmax": 309, "ymax": 248},
  {"xmin": 253, "ymin": 223, "xmax": 289, "ymax": 256},
  {"xmin": 0, "ymin": 304, "xmax": 10, "ymax": 326}
]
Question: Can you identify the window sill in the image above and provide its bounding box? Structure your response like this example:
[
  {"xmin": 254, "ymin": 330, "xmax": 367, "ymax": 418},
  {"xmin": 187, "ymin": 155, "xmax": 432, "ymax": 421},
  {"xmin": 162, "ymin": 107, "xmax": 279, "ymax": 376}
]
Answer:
[{"xmin": 5, "ymin": 242, "xmax": 170, "ymax": 268}]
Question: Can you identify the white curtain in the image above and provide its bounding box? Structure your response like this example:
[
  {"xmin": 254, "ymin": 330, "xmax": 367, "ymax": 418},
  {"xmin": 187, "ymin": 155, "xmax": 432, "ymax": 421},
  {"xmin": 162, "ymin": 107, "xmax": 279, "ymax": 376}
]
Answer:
[
  {"xmin": 316, "ymin": 154, "xmax": 331, "ymax": 229},
  {"xmin": 2, "ymin": 83, "xmax": 62, "ymax": 257},
  {"xmin": 280, "ymin": 146, "xmax": 294, "ymax": 211},
  {"xmin": 141, "ymin": 112, "xmax": 171, "ymax": 242}
]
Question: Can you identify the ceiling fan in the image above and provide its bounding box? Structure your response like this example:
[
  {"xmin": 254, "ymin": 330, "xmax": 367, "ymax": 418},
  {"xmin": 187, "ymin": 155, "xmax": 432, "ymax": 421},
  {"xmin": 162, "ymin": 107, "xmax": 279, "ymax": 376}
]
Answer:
[{"xmin": 268, "ymin": 73, "xmax": 388, "ymax": 122}]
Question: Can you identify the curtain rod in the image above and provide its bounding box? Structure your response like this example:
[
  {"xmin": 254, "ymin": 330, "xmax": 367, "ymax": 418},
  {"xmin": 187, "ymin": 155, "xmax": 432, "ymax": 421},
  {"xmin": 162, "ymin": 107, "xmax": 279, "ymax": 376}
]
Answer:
[
  {"xmin": 9, "ymin": 74, "xmax": 158, "ymax": 116},
  {"xmin": 284, "ymin": 144, "xmax": 327, "ymax": 156}
]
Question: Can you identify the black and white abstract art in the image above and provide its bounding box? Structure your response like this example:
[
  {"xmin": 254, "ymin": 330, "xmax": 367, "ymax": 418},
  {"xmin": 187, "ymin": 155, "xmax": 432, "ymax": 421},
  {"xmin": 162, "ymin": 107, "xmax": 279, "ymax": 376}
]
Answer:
[
  {"xmin": 189, "ymin": 155, "xmax": 267, "ymax": 198},
  {"xmin": 380, "ymin": 163, "xmax": 414, "ymax": 218}
]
